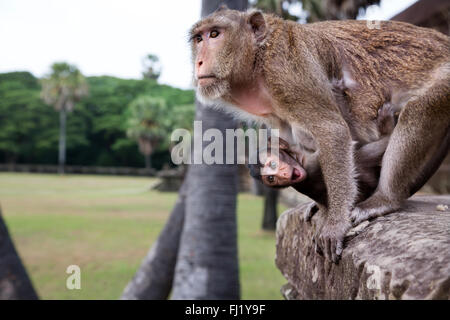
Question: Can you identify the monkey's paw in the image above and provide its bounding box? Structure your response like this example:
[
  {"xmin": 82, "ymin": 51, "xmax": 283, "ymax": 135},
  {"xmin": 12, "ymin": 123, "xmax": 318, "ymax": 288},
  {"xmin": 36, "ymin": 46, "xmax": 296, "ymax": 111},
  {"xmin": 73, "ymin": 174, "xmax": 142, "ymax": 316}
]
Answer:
[
  {"xmin": 350, "ymin": 192, "xmax": 400, "ymax": 226},
  {"xmin": 377, "ymin": 102, "xmax": 396, "ymax": 135},
  {"xmin": 314, "ymin": 219, "xmax": 351, "ymax": 263}
]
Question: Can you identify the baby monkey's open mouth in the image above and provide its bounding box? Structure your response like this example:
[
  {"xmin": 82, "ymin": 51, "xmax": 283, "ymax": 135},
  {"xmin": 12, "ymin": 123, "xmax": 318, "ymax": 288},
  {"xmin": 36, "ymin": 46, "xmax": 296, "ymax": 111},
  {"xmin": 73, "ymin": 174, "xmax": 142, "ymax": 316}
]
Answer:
[
  {"xmin": 291, "ymin": 167, "xmax": 303, "ymax": 183},
  {"xmin": 291, "ymin": 168, "xmax": 302, "ymax": 180}
]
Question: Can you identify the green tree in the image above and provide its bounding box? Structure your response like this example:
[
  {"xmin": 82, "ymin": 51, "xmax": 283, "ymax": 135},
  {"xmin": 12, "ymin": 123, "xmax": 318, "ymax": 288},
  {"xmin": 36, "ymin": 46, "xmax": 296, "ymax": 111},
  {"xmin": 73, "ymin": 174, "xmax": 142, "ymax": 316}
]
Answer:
[
  {"xmin": 41, "ymin": 62, "xmax": 88, "ymax": 173},
  {"xmin": 142, "ymin": 54, "xmax": 162, "ymax": 80},
  {"xmin": 125, "ymin": 95, "xmax": 195, "ymax": 169},
  {"xmin": 0, "ymin": 72, "xmax": 194, "ymax": 168},
  {"xmin": 0, "ymin": 72, "xmax": 43, "ymax": 164},
  {"xmin": 125, "ymin": 96, "xmax": 168, "ymax": 169},
  {"xmin": 252, "ymin": 0, "xmax": 380, "ymax": 22}
]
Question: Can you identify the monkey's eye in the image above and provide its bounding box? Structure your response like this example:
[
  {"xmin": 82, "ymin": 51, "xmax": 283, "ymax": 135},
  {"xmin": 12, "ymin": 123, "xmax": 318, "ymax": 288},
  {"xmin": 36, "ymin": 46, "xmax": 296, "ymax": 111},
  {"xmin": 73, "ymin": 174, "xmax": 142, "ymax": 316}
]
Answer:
[
  {"xmin": 194, "ymin": 34, "xmax": 202, "ymax": 43},
  {"xmin": 267, "ymin": 175, "xmax": 275, "ymax": 184},
  {"xmin": 210, "ymin": 30, "xmax": 220, "ymax": 38}
]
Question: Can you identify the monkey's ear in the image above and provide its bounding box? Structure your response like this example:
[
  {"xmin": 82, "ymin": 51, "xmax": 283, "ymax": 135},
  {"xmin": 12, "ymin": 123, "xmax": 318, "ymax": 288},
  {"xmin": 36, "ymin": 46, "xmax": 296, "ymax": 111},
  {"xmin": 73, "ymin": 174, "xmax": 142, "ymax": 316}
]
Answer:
[
  {"xmin": 216, "ymin": 4, "xmax": 229, "ymax": 12},
  {"xmin": 278, "ymin": 138, "xmax": 290, "ymax": 150},
  {"xmin": 248, "ymin": 11, "xmax": 266, "ymax": 43}
]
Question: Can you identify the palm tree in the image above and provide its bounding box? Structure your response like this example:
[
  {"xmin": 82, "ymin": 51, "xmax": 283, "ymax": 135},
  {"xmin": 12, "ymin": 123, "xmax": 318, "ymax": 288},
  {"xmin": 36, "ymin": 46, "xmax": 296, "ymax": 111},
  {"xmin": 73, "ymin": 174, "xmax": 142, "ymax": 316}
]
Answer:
[
  {"xmin": 142, "ymin": 54, "xmax": 162, "ymax": 80},
  {"xmin": 41, "ymin": 62, "xmax": 88, "ymax": 174},
  {"xmin": 126, "ymin": 96, "xmax": 168, "ymax": 170},
  {"xmin": 125, "ymin": 96, "xmax": 194, "ymax": 170}
]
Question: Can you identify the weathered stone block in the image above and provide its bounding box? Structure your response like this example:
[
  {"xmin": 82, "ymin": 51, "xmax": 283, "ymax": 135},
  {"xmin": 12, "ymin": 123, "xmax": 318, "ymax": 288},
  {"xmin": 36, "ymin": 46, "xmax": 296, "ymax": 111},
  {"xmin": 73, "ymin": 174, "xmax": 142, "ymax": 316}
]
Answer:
[{"xmin": 275, "ymin": 195, "xmax": 450, "ymax": 299}]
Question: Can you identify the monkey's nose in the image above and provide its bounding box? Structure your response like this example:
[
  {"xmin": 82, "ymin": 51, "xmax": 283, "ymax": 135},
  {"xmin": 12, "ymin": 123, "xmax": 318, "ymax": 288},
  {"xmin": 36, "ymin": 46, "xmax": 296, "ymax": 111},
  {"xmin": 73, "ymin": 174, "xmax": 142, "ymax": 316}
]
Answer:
[{"xmin": 198, "ymin": 61, "xmax": 203, "ymax": 67}]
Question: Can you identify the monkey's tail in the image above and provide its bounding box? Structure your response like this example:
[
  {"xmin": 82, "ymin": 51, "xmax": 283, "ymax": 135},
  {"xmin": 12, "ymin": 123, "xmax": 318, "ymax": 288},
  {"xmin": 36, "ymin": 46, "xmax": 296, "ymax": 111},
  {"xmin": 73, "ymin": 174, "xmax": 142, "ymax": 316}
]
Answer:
[{"xmin": 409, "ymin": 127, "xmax": 450, "ymax": 196}]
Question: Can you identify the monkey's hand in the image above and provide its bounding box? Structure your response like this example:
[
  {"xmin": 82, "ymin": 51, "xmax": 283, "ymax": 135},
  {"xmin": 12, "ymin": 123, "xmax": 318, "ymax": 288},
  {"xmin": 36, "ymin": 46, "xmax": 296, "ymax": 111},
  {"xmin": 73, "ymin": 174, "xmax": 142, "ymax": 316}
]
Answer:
[
  {"xmin": 377, "ymin": 102, "xmax": 396, "ymax": 136},
  {"xmin": 314, "ymin": 216, "xmax": 351, "ymax": 263},
  {"xmin": 350, "ymin": 192, "xmax": 400, "ymax": 226}
]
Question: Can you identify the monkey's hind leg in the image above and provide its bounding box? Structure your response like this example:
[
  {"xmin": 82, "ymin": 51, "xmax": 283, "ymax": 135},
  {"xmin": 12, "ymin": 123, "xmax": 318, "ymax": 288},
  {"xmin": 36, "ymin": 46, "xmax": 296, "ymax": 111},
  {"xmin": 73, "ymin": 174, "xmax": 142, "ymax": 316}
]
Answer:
[{"xmin": 351, "ymin": 76, "xmax": 450, "ymax": 226}]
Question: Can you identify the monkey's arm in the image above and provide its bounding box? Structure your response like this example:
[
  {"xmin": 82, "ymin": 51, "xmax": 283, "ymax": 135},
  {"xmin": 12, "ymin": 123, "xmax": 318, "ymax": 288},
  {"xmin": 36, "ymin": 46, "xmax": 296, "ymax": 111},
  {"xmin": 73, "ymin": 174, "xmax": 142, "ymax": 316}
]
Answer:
[
  {"xmin": 351, "ymin": 70, "xmax": 450, "ymax": 226},
  {"xmin": 355, "ymin": 136, "xmax": 389, "ymax": 168},
  {"xmin": 294, "ymin": 114, "xmax": 357, "ymax": 263},
  {"xmin": 357, "ymin": 101, "xmax": 396, "ymax": 166}
]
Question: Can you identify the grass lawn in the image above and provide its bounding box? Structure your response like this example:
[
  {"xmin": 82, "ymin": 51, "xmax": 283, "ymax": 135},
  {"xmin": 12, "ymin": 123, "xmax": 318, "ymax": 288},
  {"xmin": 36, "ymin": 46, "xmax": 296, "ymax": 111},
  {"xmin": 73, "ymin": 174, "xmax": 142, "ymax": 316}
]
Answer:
[{"xmin": 0, "ymin": 172, "xmax": 287, "ymax": 300}]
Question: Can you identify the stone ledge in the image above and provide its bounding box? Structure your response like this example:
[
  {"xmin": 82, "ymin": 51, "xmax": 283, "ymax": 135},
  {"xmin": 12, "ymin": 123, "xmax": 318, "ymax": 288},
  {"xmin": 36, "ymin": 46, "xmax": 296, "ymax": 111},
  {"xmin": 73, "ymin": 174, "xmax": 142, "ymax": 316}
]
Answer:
[{"xmin": 275, "ymin": 195, "xmax": 450, "ymax": 300}]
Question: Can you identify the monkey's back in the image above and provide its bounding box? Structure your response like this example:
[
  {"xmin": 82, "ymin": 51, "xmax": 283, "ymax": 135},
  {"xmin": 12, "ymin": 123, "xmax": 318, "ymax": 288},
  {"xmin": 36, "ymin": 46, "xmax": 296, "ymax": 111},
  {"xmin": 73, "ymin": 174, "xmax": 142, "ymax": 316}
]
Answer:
[
  {"xmin": 306, "ymin": 19, "xmax": 449, "ymax": 122},
  {"xmin": 262, "ymin": 15, "xmax": 449, "ymax": 136}
]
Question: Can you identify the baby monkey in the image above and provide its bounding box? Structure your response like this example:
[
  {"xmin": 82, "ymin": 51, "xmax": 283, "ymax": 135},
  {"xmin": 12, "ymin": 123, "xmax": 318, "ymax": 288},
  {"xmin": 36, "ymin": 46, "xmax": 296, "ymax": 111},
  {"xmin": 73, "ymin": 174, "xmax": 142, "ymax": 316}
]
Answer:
[{"xmin": 249, "ymin": 103, "xmax": 397, "ymax": 211}]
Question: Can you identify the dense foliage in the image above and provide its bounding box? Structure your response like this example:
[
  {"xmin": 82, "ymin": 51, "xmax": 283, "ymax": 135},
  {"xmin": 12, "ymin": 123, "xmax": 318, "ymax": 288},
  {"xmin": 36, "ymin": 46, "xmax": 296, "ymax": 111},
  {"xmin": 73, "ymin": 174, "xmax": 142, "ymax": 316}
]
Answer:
[
  {"xmin": 124, "ymin": 96, "xmax": 194, "ymax": 168},
  {"xmin": 0, "ymin": 71, "xmax": 195, "ymax": 169},
  {"xmin": 251, "ymin": 0, "xmax": 380, "ymax": 22}
]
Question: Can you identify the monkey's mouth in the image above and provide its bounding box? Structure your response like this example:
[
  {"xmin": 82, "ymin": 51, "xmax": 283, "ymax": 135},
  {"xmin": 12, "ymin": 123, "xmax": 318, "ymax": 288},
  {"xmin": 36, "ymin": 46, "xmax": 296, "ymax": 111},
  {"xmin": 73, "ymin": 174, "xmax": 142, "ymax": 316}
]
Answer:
[
  {"xmin": 198, "ymin": 74, "xmax": 216, "ymax": 79},
  {"xmin": 291, "ymin": 167, "xmax": 306, "ymax": 183},
  {"xmin": 197, "ymin": 75, "xmax": 217, "ymax": 86}
]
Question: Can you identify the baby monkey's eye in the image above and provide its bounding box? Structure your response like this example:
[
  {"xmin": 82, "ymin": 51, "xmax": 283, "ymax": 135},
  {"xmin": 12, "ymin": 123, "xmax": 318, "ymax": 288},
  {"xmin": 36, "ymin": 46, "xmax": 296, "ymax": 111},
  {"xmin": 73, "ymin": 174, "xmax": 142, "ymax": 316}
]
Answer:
[
  {"xmin": 267, "ymin": 175, "xmax": 275, "ymax": 183},
  {"xmin": 210, "ymin": 30, "xmax": 220, "ymax": 38}
]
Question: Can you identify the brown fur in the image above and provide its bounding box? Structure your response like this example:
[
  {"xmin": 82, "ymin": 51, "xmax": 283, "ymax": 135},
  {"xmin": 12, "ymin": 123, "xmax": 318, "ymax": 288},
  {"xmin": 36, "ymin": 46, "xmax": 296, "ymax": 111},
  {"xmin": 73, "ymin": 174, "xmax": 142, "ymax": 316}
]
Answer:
[
  {"xmin": 190, "ymin": 9, "xmax": 450, "ymax": 262},
  {"xmin": 260, "ymin": 16, "xmax": 449, "ymax": 142},
  {"xmin": 253, "ymin": 102, "xmax": 396, "ymax": 206}
]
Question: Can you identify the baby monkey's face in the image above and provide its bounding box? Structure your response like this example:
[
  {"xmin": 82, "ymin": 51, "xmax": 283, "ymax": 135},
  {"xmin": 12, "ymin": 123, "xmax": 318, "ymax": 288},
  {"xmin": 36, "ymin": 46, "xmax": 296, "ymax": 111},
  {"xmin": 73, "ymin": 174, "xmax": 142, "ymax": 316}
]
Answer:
[{"xmin": 260, "ymin": 148, "xmax": 307, "ymax": 187}]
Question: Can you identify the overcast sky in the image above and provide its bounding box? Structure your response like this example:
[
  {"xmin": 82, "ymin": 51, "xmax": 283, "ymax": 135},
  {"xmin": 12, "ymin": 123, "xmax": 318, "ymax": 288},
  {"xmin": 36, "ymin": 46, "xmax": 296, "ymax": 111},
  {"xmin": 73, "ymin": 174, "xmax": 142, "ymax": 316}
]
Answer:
[{"xmin": 0, "ymin": 0, "xmax": 417, "ymax": 90}]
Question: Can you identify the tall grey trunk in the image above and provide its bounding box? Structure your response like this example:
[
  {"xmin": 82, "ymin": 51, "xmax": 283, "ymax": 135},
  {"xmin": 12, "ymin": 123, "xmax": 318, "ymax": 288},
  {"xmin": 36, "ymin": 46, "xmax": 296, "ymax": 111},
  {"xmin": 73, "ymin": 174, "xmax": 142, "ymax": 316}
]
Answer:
[
  {"xmin": 145, "ymin": 154, "xmax": 151, "ymax": 170},
  {"xmin": 121, "ymin": 0, "xmax": 247, "ymax": 300},
  {"xmin": 262, "ymin": 186, "xmax": 279, "ymax": 230},
  {"xmin": 58, "ymin": 107, "xmax": 67, "ymax": 174},
  {"xmin": 0, "ymin": 207, "xmax": 38, "ymax": 300},
  {"xmin": 171, "ymin": 106, "xmax": 240, "ymax": 299},
  {"xmin": 121, "ymin": 181, "xmax": 188, "ymax": 299},
  {"xmin": 170, "ymin": 0, "xmax": 247, "ymax": 300},
  {"xmin": 251, "ymin": 179, "xmax": 264, "ymax": 196}
]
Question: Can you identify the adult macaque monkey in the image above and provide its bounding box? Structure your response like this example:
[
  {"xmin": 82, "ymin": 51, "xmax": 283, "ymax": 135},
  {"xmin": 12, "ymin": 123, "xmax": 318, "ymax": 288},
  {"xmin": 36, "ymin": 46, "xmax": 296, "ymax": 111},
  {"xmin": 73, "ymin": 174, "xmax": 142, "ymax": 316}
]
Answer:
[{"xmin": 190, "ymin": 8, "xmax": 450, "ymax": 262}]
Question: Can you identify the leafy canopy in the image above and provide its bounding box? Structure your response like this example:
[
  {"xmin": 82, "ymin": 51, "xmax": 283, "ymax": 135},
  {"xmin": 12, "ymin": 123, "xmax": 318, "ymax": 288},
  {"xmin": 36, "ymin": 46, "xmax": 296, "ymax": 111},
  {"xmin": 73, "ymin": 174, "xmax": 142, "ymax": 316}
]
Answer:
[
  {"xmin": 41, "ymin": 62, "xmax": 88, "ymax": 112},
  {"xmin": 125, "ymin": 95, "xmax": 194, "ymax": 154}
]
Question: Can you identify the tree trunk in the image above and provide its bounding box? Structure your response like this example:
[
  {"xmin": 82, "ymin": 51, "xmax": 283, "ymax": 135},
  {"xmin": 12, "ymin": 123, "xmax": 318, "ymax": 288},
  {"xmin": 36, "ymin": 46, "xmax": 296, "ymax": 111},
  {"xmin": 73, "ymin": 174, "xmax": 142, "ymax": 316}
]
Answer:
[
  {"xmin": 121, "ymin": 180, "xmax": 188, "ymax": 299},
  {"xmin": 170, "ymin": 0, "xmax": 248, "ymax": 300},
  {"xmin": 171, "ymin": 108, "xmax": 240, "ymax": 299},
  {"xmin": 0, "ymin": 207, "xmax": 38, "ymax": 300},
  {"xmin": 144, "ymin": 154, "xmax": 151, "ymax": 170},
  {"xmin": 58, "ymin": 107, "xmax": 67, "ymax": 174},
  {"xmin": 122, "ymin": 0, "xmax": 247, "ymax": 300},
  {"xmin": 262, "ymin": 186, "xmax": 279, "ymax": 230},
  {"xmin": 251, "ymin": 178, "xmax": 264, "ymax": 196}
]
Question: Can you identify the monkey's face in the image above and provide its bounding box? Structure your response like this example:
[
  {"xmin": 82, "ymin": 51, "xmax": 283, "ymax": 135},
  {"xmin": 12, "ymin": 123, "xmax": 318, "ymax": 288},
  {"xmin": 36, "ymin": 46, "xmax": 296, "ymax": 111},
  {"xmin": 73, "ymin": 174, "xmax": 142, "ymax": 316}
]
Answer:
[
  {"xmin": 189, "ymin": 10, "xmax": 266, "ymax": 104},
  {"xmin": 260, "ymin": 149, "xmax": 307, "ymax": 188},
  {"xmin": 191, "ymin": 25, "xmax": 231, "ymax": 101}
]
